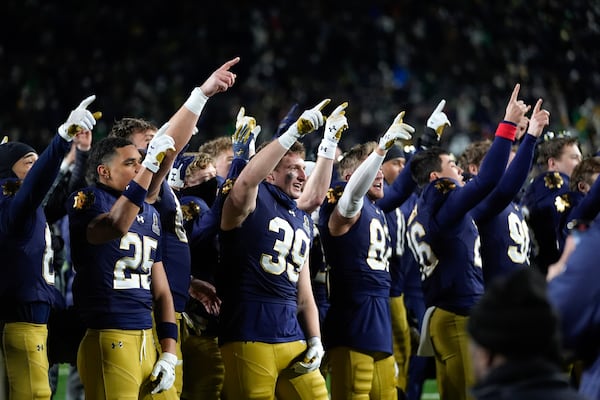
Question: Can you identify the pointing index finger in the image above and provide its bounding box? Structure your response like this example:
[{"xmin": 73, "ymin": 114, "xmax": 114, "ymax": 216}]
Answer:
[
  {"xmin": 509, "ymin": 83, "xmax": 521, "ymax": 103},
  {"xmin": 220, "ymin": 57, "xmax": 240, "ymax": 71},
  {"xmin": 329, "ymin": 102, "xmax": 348, "ymax": 117},
  {"xmin": 312, "ymin": 99, "xmax": 331, "ymax": 112},
  {"xmin": 236, "ymin": 106, "xmax": 246, "ymax": 122},
  {"xmin": 393, "ymin": 111, "xmax": 406, "ymax": 124},
  {"xmin": 532, "ymin": 98, "xmax": 543, "ymax": 115},
  {"xmin": 433, "ymin": 99, "xmax": 446, "ymax": 114},
  {"xmin": 78, "ymin": 95, "xmax": 96, "ymax": 109}
]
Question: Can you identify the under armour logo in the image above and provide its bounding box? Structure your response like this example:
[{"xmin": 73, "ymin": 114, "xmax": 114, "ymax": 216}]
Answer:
[
  {"xmin": 288, "ymin": 209, "xmax": 296, "ymax": 216},
  {"xmin": 136, "ymin": 215, "xmax": 145, "ymax": 224},
  {"xmin": 328, "ymin": 126, "xmax": 336, "ymax": 133},
  {"xmin": 111, "ymin": 341, "xmax": 124, "ymax": 349},
  {"xmin": 37, "ymin": 344, "xmax": 44, "ymax": 351}
]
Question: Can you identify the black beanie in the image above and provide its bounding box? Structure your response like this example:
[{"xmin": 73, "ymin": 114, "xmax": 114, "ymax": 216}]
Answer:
[
  {"xmin": 383, "ymin": 144, "xmax": 405, "ymax": 163},
  {"xmin": 468, "ymin": 268, "xmax": 562, "ymax": 362},
  {"xmin": 0, "ymin": 141, "xmax": 37, "ymax": 179}
]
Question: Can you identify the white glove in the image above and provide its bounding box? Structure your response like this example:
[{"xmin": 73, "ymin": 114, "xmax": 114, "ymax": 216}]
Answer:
[
  {"xmin": 318, "ymin": 102, "xmax": 348, "ymax": 159},
  {"xmin": 278, "ymin": 99, "xmax": 330, "ymax": 149},
  {"xmin": 378, "ymin": 111, "xmax": 415, "ymax": 151},
  {"xmin": 150, "ymin": 352, "xmax": 177, "ymax": 394},
  {"xmin": 426, "ymin": 99, "xmax": 451, "ymax": 135},
  {"xmin": 292, "ymin": 337, "xmax": 324, "ymax": 374},
  {"xmin": 232, "ymin": 106, "xmax": 261, "ymax": 161},
  {"xmin": 58, "ymin": 95, "xmax": 98, "ymax": 142},
  {"xmin": 142, "ymin": 123, "xmax": 175, "ymax": 173}
]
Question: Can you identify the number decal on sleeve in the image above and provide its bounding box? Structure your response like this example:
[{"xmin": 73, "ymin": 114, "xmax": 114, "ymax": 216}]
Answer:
[
  {"xmin": 260, "ymin": 217, "xmax": 310, "ymax": 283},
  {"xmin": 367, "ymin": 218, "xmax": 391, "ymax": 271},
  {"xmin": 42, "ymin": 224, "xmax": 55, "ymax": 285},
  {"xmin": 173, "ymin": 195, "xmax": 188, "ymax": 243},
  {"xmin": 407, "ymin": 222, "xmax": 438, "ymax": 279},
  {"xmin": 395, "ymin": 209, "xmax": 406, "ymax": 256},
  {"xmin": 507, "ymin": 212, "xmax": 530, "ymax": 264},
  {"xmin": 113, "ymin": 233, "xmax": 158, "ymax": 289}
]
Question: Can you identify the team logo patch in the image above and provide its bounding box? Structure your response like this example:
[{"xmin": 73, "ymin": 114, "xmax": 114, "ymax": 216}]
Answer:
[
  {"xmin": 544, "ymin": 172, "xmax": 564, "ymax": 189},
  {"xmin": 220, "ymin": 178, "xmax": 235, "ymax": 196},
  {"xmin": 434, "ymin": 179, "xmax": 456, "ymax": 194},
  {"xmin": 326, "ymin": 185, "xmax": 344, "ymax": 204},
  {"xmin": 181, "ymin": 201, "xmax": 200, "ymax": 222},
  {"xmin": 303, "ymin": 215, "xmax": 311, "ymax": 233},
  {"xmin": 554, "ymin": 194, "xmax": 571, "ymax": 213},
  {"xmin": 72, "ymin": 190, "xmax": 95, "ymax": 210},
  {"xmin": 152, "ymin": 213, "xmax": 160, "ymax": 235},
  {"xmin": 2, "ymin": 180, "xmax": 21, "ymax": 196}
]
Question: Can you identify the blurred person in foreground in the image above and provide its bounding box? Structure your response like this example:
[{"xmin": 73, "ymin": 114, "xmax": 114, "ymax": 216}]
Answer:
[{"xmin": 468, "ymin": 267, "xmax": 585, "ymax": 400}]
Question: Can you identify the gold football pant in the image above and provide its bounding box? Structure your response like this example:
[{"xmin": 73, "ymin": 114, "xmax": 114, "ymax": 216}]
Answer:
[
  {"xmin": 390, "ymin": 294, "xmax": 411, "ymax": 392},
  {"xmin": 1, "ymin": 322, "xmax": 51, "ymax": 400},
  {"xmin": 181, "ymin": 334, "xmax": 224, "ymax": 400},
  {"xmin": 78, "ymin": 328, "xmax": 177, "ymax": 400},
  {"xmin": 151, "ymin": 312, "xmax": 184, "ymax": 398},
  {"xmin": 429, "ymin": 308, "xmax": 474, "ymax": 400},
  {"xmin": 220, "ymin": 340, "xmax": 328, "ymax": 400},
  {"xmin": 328, "ymin": 346, "xmax": 397, "ymax": 400}
]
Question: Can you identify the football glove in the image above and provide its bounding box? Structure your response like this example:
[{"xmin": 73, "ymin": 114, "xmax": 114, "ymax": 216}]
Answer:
[
  {"xmin": 278, "ymin": 99, "xmax": 330, "ymax": 149},
  {"xmin": 318, "ymin": 102, "xmax": 348, "ymax": 159},
  {"xmin": 292, "ymin": 337, "xmax": 324, "ymax": 374},
  {"xmin": 232, "ymin": 106, "xmax": 261, "ymax": 161},
  {"xmin": 142, "ymin": 123, "xmax": 175, "ymax": 173},
  {"xmin": 378, "ymin": 111, "xmax": 415, "ymax": 151},
  {"xmin": 150, "ymin": 352, "xmax": 177, "ymax": 394},
  {"xmin": 58, "ymin": 95, "xmax": 99, "ymax": 141}
]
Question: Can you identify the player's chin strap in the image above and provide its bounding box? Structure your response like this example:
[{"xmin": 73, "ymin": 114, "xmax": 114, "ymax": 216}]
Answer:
[{"xmin": 140, "ymin": 330, "xmax": 147, "ymax": 364}]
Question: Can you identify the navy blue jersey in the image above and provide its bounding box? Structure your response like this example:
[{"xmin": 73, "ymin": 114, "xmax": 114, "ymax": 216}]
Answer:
[
  {"xmin": 218, "ymin": 182, "xmax": 313, "ymax": 344},
  {"xmin": 67, "ymin": 184, "xmax": 162, "ymax": 330},
  {"xmin": 399, "ymin": 193, "xmax": 423, "ymax": 300},
  {"xmin": 522, "ymin": 171, "xmax": 570, "ymax": 272},
  {"xmin": 407, "ymin": 131, "xmax": 513, "ymax": 313},
  {"xmin": 0, "ymin": 135, "xmax": 70, "ymax": 321},
  {"xmin": 386, "ymin": 207, "xmax": 406, "ymax": 297},
  {"xmin": 153, "ymin": 180, "xmax": 191, "ymax": 312},
  {"xmin": 471, "ymin": 134, "xmax": 536, "ymax": 285},
  {"xmin": 476, "ymin": 203, "xmax": 530, "ymax": 285},
  {"xmin": 407, "ymin": 180, "xmax": 484, "ymax": 314},
  {"xmin": 319, "ymin": 185, "xmax": 393, "ymax": 354}
]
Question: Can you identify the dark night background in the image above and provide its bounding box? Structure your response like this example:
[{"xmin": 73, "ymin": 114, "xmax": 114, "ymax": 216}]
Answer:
[{"xmin": 1, "ymin": 0, "xmax": 599, "ymax": 157}]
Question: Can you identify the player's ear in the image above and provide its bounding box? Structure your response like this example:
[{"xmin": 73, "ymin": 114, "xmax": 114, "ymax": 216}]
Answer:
[
  {"xmin": 97, "ymin": 164, "xmax": 110, "ymax": 180},
  {"xmin": 429, "ymin": 171, "xmax": 439, "ymax": 182}
]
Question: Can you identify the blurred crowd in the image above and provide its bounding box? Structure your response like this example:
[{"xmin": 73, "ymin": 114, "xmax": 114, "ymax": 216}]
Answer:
[{"xmin": 2, "ymin": 0, "xmax": 600, "ymax": 156}]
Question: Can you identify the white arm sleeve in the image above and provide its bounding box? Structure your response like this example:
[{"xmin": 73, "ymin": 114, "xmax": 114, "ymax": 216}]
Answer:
[{"xmin": 337, "ymin": 151, "xmax": 385, "ymax": 218}]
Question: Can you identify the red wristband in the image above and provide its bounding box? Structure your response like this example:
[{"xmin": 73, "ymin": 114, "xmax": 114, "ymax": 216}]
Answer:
[{"xmin": 495, "ymin": 122, "xmax": 517, "ymax": 141}]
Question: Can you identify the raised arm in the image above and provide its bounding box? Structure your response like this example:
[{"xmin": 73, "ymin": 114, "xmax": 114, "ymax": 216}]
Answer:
[
  {"xmin": 329, "ymin": 112, "xmax": 414, "ymax": 236},
  {"xmin": 472, "ymin": 99, "xmax": 548, "ymax": 221},
  {"xmin": 221, "ymin": 100, "xmax": 328, "ymax": 230},
  {"xmin": 147, "ymin": 57, "xmax": 240, "ymax": 200},
  {"xmin": 297, "ymin": 102, "xmax": 348, "ymax": 213},
  {"xmin": 86, "ymin": 128, "xmax": 175, "ymax": 244},
  {"xmin": 436, "ymin": 84, "xmax": 527, "ymax": 226}
]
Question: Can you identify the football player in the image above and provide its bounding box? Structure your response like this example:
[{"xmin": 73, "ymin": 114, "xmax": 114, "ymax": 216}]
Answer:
[
  {"xmin": 0, "ymin": 96, "xmax": 97, "ymax": 400},
  {"xmin": 406, "ymin": 84, "xmax": 526, "ymax": 399},
  {"xmin": 218, "ymin": 99, "xmax": 346, "ymax": 399},
  {"xmin": 318, "ymin": 112, "xmax": 415, "ymax": 400}
]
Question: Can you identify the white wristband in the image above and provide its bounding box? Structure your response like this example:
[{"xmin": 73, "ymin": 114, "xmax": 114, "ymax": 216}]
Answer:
[
  {"xmin": 317, "ymin": 138, "xmax": 337, "ymax": 159},
  {"xmin": 184, "ymin": 88, "xmax": 208, "ymax": 115},
  {"xmin": 277, "ymin": 125, "xmax": 300, "ymax": 150}
]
